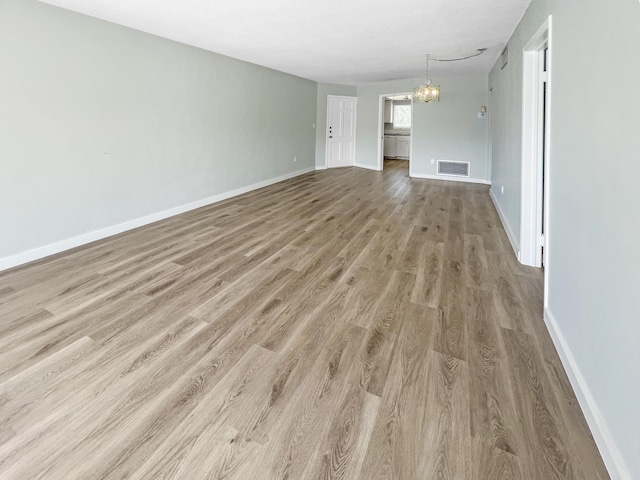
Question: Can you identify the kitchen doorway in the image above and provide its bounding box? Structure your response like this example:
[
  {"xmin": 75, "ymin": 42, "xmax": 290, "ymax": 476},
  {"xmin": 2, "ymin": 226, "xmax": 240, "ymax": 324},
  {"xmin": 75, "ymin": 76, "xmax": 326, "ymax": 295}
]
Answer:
[{"xmin": 377, "ymin": 93, "xmax": 412, "ymax": 174}]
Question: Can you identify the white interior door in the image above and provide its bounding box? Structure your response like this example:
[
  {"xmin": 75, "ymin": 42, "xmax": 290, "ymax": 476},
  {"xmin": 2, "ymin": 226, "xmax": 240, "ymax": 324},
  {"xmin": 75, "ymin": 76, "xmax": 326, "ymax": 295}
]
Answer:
[{"xmin": 326, "ymin": 96, "xmax": 356, "ymax": 168}]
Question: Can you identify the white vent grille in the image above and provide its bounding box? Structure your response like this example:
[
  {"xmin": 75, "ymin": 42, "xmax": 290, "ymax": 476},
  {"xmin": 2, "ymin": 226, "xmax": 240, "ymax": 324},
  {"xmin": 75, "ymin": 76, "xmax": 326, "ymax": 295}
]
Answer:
[
  {"xmin": 437, "ymin": 160, "xmax": 470, "ymax": 177},
  {"xmin": 501, "ymin": 46, "xmax": 509, "ymax": 69}
]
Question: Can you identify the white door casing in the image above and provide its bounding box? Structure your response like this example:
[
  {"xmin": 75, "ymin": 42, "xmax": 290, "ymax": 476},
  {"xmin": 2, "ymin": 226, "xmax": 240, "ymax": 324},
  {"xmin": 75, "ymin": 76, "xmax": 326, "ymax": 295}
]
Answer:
[
  {"xmin": 487, "ymin": 88, "xmax": 493, "ymax": 182},
  {"xmin": 326, "ymin": 96, "xmax": 357, "ymax": 168},
  {"xmin": 377, "ymin": 92, "xmax": 412, "ymax": 172},
  {"xmin": 521, "ymin": 16, "xmax": 551, "ymax": 273}
]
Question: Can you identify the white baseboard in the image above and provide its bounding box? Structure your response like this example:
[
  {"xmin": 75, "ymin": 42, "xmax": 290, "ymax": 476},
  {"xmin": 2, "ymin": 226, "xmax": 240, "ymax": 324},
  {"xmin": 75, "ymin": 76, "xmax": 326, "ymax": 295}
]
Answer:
[
  {"xmin": 315, "ymin": 165, "xmax": 327, "ymax": 170},
  {"xmin": 0, "ymin": 166, "xmax": 316, "ymax": 272},
  {"xmin": 544, "ymin": 308, "xmax": 631, "ymax": 480},
  {"xmin": 354, "ymin": 163, "xmax": 381, "ymax": 171},
  {"xmin": 489, "ymin": 188, "xmax": 520, "ymax": 258},
  {"xmin": 409, "ymin": 172, "xmax": 491, "ymax": 185}
]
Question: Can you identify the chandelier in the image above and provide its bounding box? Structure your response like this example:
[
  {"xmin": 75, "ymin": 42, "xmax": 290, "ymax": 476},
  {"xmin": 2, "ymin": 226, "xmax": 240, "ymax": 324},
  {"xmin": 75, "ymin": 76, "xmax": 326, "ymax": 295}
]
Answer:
[
  {"xmin": 413, "ymin": 54, "xmax": 440, "ymax": 103},
  {"xmin": 413, "ymin": 49, "xmax": 487, "ymax": 103}
]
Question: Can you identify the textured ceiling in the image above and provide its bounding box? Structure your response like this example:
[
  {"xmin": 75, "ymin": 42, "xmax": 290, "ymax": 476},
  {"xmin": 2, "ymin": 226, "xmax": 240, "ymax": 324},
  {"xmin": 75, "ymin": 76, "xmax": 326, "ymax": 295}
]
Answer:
[{"xmin": 39, "ymin": 0, "xmax": 531, "ymax": 85}]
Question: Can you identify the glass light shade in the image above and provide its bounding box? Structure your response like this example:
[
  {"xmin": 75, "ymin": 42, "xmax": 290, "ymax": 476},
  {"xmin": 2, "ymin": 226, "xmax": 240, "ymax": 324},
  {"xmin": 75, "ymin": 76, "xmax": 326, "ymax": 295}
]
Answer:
[{"xmin": 413, "ymin": 82, "xmax": 440, "ymax": 103}]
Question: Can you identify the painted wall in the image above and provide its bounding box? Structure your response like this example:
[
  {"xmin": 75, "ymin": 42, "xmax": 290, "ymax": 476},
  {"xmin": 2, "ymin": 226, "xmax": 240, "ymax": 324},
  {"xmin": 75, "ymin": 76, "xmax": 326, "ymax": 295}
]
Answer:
[
  {"xmin": 489, "ymin": 56, "xmax": 523, "ymax": 247},
  {"xmin": 355, "ymin": 76, "xmax": 489, "ymax": 182},
  {"xmin": 489, "ymin": 0, "xmax": 640, "ymax": 478},
  {"xmin": 411, "ymin": 76, "xmax": 488, "ymax": 181},
  {"xmin": 0, "ymin": 0, "xmax": 317, "ymax": 264},
  {"xmin": 315, "ymin": 83, "xmax": 358, "ymax": 168}
]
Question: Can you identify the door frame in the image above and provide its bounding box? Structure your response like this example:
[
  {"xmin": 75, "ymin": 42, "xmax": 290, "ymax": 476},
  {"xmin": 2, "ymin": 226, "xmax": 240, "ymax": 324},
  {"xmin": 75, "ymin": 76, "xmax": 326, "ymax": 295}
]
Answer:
[
  {"xmin": 325, "ymin": 95, "xmax": 357, "ymax": 169},
  {"xmin": 487, "ymin": 88, "xmax": 493, "ymax": 182},
  {"xmin": 377, "ymin": 92, "xmax": 413, "ymax": 171},
  {"xmin": 520, "ymin": 16, "xmax": 552, "ymax": 287}
]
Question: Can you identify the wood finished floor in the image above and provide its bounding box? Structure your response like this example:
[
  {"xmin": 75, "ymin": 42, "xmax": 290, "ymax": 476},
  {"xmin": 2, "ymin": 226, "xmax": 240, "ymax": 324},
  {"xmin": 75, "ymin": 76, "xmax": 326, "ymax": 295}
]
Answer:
[{"xmin": 0, "ymin": 160, "xmax": 609, "ymax": 479}]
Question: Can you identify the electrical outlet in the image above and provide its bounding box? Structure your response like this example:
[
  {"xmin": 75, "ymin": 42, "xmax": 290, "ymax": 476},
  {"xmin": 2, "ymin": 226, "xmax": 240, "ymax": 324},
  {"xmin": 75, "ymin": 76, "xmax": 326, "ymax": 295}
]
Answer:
[
  {"xmin": 501, "ymin": 186, "xmax": 505, "ymax": 195},
  {"xmin": 312, "ymin": 123, "xmax": 316, "ymax": 129},
  {"xmin": 293, "ymin": 156, "xmax": 297, "ymax": 163},
  {"xmin": 431, "ymin": 159, "xmax": 435, "ymax": 165}
]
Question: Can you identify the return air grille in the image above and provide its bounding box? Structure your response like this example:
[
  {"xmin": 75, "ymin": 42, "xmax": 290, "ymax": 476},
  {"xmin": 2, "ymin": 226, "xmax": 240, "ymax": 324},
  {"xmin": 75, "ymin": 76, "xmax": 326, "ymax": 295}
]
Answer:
[
  {"xmin": 437, "ymin": 160, "xmax": 470, "ymax": 177},
  {"xmin": 501, "ymin": 45, "xmax": 509, "ymax": 70}
]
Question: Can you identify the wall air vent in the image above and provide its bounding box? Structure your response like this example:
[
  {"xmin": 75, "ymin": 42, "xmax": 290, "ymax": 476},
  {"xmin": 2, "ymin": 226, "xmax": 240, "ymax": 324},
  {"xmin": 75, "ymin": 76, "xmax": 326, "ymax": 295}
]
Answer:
[
  {"xmin": 501, "ymin": 45, "xmax": 509, "ymax": 70},
  {"xmin": 437, "ymin": 160, "xmax": 470, "ymax": 177}
]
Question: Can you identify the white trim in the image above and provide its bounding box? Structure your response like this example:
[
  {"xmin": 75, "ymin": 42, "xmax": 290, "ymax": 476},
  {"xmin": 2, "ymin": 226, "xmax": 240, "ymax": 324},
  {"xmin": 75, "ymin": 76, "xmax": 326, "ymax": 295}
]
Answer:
[
  {"xmin": 410, "ymin": 172, "xmax": 490, "ymax": 185},
  {"xmin": 487, "ymin": 88, "xmax": 493, "ymax": 182},
  {"xmin": 315, "ymin": 165, "xmax": 327, "ymax": 170},
  {"xmin": 544, "ymin": 308, "xmax": 631, "ymax": 480},
  {"xmin": 354, "ymin": 162, "xmax": 381, "ymax": 171},
  {"xmin": 377, "ymin": 96, "xmax": 385, "ymax": 170},
  {"xmin": 0, "ymin": 166, "xmax": 316, "ymax": 272},
  {"xmin": 490, "ymin": 189, "xmax": 520, "ymax": 258},
  {"xmin": 520, "ymin": 16, "xmax": 552, "ymax": 268},
  {"xmin": 542, "ymin": 20, "xmax": 552, "ymax": 307}
]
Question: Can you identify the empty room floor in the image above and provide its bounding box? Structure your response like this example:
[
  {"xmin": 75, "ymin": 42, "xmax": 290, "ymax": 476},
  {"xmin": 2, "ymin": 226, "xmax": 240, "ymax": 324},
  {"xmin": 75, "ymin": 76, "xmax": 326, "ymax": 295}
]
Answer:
[{"xmin": 0, "ymin": 161, "xmax": 609, "ymax": 479}]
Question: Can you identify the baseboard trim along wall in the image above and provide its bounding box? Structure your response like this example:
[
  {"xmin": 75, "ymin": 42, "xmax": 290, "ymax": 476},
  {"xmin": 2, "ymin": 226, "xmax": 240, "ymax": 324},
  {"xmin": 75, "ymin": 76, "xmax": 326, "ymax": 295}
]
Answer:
[
  {"xmin": 315, "ymin": 165, "xmax": 327, "ymax": 170},
  {"xmin": 489, "ymin": 188, "xmax": 520, "ymax": 258},
  {"xmin": 543, "ymin": 308, "xmax": 631, "ymax": 480},
  {"xmin": 410, "ymin": 172, "xmax": 491, "ymax": 185},
  {"xmin": 0, "ymin": 166, "xmax": 316, "ymax": 272},
  {"xmin": 354, "ymin": 163, "xmax": 382, "ymax": 171}
]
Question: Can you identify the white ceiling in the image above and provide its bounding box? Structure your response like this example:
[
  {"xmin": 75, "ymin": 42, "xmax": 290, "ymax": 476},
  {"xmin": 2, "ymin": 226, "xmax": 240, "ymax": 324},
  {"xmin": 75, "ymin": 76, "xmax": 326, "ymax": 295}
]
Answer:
[{"xmin": 40, "ymin": 0, "xmax": 531, "ymax": 85}]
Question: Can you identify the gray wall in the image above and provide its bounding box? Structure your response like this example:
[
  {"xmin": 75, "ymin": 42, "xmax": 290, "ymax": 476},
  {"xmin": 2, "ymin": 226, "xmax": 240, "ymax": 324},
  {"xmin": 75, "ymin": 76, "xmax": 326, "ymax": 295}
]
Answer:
[
  {"xmin": 489, "ymin": 0, "xmax": 640, "ymax": 477},
  {"xmin": 412, "ymin": 76, "xmax": 488, "ymax": 180},
  {"xmin": 355, "ymin": 76, "xmax": 489, "ymax": 182},
  {"xmin": 0, "ymin": 0, "xmax": 317, "ymax": 261},
  {"xmin": 489, "ymin": 57, "xmax": 523, "ymax": 244},
  {"xmin": 315, "ymin": 83, "xmax": 357, "ymax": 168}
]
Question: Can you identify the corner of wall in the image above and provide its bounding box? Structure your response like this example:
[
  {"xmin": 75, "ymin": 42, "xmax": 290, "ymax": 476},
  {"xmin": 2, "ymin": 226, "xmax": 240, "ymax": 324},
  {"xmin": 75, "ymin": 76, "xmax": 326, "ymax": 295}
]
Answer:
[
  {"xmin": 489, "ymin": 187, "xmax": 520, "ymax": 258},
  {"xmin": 543, "ymin": 308, "xmax": 632, "ymax": 480}
]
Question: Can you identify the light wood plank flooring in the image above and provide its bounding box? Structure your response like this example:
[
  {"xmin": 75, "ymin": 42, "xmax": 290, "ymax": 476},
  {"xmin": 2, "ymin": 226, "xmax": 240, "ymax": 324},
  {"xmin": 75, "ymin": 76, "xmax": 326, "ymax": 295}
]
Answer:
[{"xmin": 0, "ymin": 160, "xmax": 609, "ymax": 479}]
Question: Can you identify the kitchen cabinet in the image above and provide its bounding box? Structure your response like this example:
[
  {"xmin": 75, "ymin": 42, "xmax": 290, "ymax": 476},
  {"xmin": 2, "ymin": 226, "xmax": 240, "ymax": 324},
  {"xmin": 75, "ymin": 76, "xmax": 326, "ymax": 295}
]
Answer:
[
  {"xmin": 384, "ymin": 135, "xmax": 396, "ymax": 157},
  {"xmin": 384, "ymin": 100, "xmax": 393, "ymax": 124},
  {"xmin": 384, "ymin": 135, "xmax": 411, "ymax": 159},
  {"xmin": 396, "ymin": 136, "xmax": 410, "ymax": 158}
]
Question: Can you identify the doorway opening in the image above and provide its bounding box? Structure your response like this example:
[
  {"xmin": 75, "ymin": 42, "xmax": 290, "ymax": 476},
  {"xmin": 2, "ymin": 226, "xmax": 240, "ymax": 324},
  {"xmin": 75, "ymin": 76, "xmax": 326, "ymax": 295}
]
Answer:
[{"xmin": 377, "ymin": 93, "xmax": 412, "ymax": 174}]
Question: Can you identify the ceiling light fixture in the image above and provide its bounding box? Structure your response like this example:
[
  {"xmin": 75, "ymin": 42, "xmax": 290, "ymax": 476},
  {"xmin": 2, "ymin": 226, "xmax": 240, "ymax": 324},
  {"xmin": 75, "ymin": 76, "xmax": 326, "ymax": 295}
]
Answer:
[
  {"xmin": 413, "ymin": 49, "xmax": 487, "ymax": 104},
  {"xmin": 413, "ymin": 54, "xmax": 440, "ymax": 103}
]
